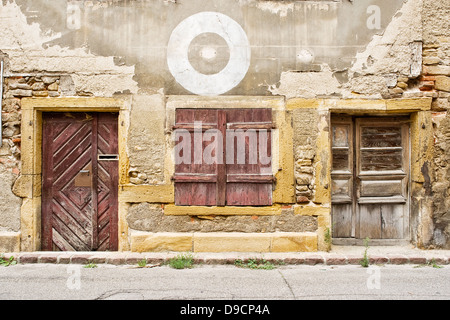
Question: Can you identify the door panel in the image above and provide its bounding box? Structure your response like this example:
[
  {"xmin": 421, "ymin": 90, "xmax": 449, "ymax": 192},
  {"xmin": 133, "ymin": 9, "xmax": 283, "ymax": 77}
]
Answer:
[
  {"xmin": 42, "ymin": 112, "xmax": 119, "ymax": 251},
  {"xmin": 331, "ymin": 116, "xmax": 410, "ymax": 242}
]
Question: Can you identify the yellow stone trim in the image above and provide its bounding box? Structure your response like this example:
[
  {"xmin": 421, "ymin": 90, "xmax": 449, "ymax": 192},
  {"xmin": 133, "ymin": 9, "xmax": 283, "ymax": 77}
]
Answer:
[
  {"xmin": 273, "ymin": 110, "xmax": 296, "ymax": 203},
  {"xmin": 270, "ymin": 232, "xmax": 318, "ymax": 252},
  {"xmin": 286, "ymin": 98, "xmax": 432, "ymax": 113},
  {"xmin": 313, "ymin": 109, "xmax": 332, "ymax": 204},
  {"xmin": 166, "ymin": 95, "xmax": 285, "ymax": 110},
  {"xmin": 286, "ymin": 98, "xmax": 321, "ymax": 110},
  {"xmin": 129, "ymin": 231, "xmax": 318, "ymax": 253},
  {"xmin": 164, "ymin": 204, "xmax": 283, "ymax": 216},
  {"xmin": 194, "ymin": 232, "xmax": 271, "ymax": 252},
  {"xmin": 294, "ymin": 205, "xmax": 331, "ymax": 252},
  {"xmin": 294, "ymin": 205, "xmax": 330, "ymax": 217},
  {"xmin": 165, "ymin": 96, "xmax": 295, "ymax": 206},
  {"xmin": 410, "ymin": 111, "xmax": 434, "ymax": 184},
  {"xmin": 119, "ymin": 185, "xmax": 174, "ymax": 203},
  {"xmin": 21, "ymin": 97, "xmax": 126, "ymax": 111},
  {"xmin": 130, "ymin": 231, "xmax": 193, "ymax": 252}
]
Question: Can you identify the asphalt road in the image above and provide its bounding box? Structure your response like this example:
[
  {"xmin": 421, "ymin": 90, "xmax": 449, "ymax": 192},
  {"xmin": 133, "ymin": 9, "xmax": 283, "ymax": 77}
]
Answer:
[{"xmin": 0, "ymin": 263, "xmax": 449, "ymax": 301}]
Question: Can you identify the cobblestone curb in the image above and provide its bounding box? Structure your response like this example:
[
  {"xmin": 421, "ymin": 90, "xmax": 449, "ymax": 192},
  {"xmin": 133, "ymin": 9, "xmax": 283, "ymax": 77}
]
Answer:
[{"xmin": 2, "ymin": 251, "xmax": 449, "ymax": 266}]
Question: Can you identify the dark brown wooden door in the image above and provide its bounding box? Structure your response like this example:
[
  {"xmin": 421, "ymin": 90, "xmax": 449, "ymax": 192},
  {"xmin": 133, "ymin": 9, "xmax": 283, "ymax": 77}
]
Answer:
[
  {"xmin": 331, "ymin": 116, "xmax": 410, "ymax": 242},
  {"xmin": 173, "ymin": 108, "xmax": 273, "ymax": 206},
  {"xmin": 42, "ymin": 112, "xmax": 119, "ymax": 251}
]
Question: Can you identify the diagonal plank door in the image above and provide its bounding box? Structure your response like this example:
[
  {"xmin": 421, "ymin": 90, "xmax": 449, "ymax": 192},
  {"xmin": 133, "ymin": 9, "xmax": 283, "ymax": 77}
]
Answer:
[{"xmin": 42, "ymin": 112, "xmax": 118, "ymax": 251}]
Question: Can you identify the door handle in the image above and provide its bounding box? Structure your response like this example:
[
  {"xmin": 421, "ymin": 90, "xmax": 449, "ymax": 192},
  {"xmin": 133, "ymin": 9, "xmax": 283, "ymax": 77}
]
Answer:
[{"xmin": 79, "ymin": 170, "xmax": 90, "ymax": 174}]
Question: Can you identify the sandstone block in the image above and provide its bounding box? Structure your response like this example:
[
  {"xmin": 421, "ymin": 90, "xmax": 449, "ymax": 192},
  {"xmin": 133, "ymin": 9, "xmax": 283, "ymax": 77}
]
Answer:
[
  {"xmin": 271, "ymin": 232, "xmax": 317, "ymax": 252},
  {"xmin": 194, "ymin": 233, "xmax": 271, "ymax": 253},
  {"xmin": 130, "ymin": 232, "xmax": 193, "ymax": 252},
  {"xmin": 435, "ymin": 76, "xmax": 450, "ymax": 92}
]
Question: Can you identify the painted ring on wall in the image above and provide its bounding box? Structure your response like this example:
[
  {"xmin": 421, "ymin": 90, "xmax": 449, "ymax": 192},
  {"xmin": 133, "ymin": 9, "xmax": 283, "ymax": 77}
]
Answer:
[{"xmin": 167, "ymin": 12, "xmax": 251, "ymax": 96}]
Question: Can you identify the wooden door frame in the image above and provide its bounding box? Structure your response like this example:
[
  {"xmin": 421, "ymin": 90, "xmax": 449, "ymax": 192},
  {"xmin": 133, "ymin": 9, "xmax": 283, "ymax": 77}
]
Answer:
[
  {"xmin": 18, "ymin": 97, "xmax": 130, "ymax": 252},
  {"xmin": 330, "ymin": 109, "xmax": 433, "ymax": 246}
]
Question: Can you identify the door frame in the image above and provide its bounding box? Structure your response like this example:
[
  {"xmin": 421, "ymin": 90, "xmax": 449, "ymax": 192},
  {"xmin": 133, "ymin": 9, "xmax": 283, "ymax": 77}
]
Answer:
[
  {"xmin": 18, "ymin": 97, "xmax": 129, "ymax": 251},
  {"xmin": 328, "ymin": 107, "xmax": 433, "ymax": 246},
  {"xmin": 331, "ymin": 115, "xmax": 411, "ymax": 245}
]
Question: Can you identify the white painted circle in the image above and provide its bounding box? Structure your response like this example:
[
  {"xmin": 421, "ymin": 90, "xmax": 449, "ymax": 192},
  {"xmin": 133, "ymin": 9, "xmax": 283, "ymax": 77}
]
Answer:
[{"xmin": 167, "ymin": 12, "xmax": 251, "ymax": 96}]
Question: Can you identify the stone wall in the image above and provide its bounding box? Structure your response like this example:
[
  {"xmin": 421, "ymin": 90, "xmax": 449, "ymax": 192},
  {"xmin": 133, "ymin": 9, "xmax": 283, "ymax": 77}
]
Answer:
[
  {"xmin": 127, "ymin": 203, "xmax": 317, "ymax": 234},
  {"xmin": 424, "ymin": 0, "xmax": 450, "ymax": 248},
  {"xmin": 0, "ymin": 0, "xmax": 449, "ymax": 251}
]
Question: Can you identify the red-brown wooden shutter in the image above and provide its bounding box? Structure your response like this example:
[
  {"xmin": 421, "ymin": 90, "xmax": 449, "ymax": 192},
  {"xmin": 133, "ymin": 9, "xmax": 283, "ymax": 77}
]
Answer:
[
  {"xmin": 225, "ymin": 109, "xmax": 273, "ymax": 206},
  {"xmin": 174, "ymin": 109, "xmax": 221, "ymax": 206},
  {"xmin": 173, "ymin": 108, "xmax": 273, "ymax": 206}
]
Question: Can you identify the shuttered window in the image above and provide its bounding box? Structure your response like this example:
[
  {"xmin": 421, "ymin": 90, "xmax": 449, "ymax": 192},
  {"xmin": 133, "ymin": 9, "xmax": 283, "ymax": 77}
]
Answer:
[{"xmin": 173, "ymin": 109, "xmax": 273, "ymax": 206}]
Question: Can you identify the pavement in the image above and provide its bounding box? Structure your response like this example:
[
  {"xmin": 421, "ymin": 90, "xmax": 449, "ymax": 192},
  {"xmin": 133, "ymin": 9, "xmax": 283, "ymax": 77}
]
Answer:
[{"xmin": 2, "ymin": 244, "xmax": 450, "ymax": 266}]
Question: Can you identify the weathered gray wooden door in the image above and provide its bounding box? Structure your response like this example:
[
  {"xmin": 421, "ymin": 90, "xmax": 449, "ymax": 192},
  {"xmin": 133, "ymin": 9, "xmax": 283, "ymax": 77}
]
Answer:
[{"xmin": 331, "ymin": 115, "xmax": 410, "ymax": 244}]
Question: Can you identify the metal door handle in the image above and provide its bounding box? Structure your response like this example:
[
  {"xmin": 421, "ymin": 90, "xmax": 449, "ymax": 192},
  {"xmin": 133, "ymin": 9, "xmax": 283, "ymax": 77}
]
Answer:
[{"xmin": 80, "ymin": 170, "xmax": 90, "ymax": 173}]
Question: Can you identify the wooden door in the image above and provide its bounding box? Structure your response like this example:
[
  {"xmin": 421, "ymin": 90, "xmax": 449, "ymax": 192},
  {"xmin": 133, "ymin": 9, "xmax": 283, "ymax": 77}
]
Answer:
[
  {"xmin": 331, "ymin": 116, "xmax": 410, "ymax": 243},
  {"xmin": 173, "ymin": 108, "xmax": 273, "ymax": 206},
  {"xmin": 42, "ymin": 112, "xmax": 119, "ymax": 251}
]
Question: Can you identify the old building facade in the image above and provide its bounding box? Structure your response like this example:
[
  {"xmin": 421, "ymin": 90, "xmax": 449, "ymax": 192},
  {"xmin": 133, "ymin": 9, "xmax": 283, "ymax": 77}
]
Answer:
[{"xmin": 0, "ymin": 0, "xmax": 449, "ymax": 253}]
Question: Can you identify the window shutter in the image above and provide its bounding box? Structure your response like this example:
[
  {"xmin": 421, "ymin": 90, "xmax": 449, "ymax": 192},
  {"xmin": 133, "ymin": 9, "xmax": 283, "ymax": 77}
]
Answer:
[
  {"xmin": 173, "ymin": 108, "xmax": 273, "ymax": 206},
  {"xmin": 225, "ymin": 109, "xmax": 273, "ymax": 206},
  {"xmin": 173, "ymin": 109, "xmax": 220, "ymax": 206}
]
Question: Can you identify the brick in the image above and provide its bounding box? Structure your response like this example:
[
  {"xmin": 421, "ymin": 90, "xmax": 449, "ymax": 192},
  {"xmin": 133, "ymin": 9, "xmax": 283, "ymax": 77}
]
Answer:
[
  {"xmin": 106, "ymin": 253, "xmax": 126, "ymax": 265},
  {"xmin": 346, "ymin": 255, "xmax": 363, "ymax": 265},
  {"xmin": 420, "ymin": 75, "xmax": 437, "ymax": 81},
  {"xmin": 89, "ymin": 255, "xmax": 107, "ymax": 264},
  {"xmin": 283, "ymin": 256, "xmax": 306, "ymax": 265},
  {"xmin": 70, "ymin": 254, "xmax": 93, "ymax": 264},
  {"xmin": 325, "ymin": 255, "xmax": 347, "ymax": 265},
  {"xmin": 369, "ymin": 255, "xmax": 389, "ymax": 264},
  {"xmin": 38, "ymin": 254, "xmax": 59, "ymax": 264},
  {"xmin": 387, "ymin": 254, "xmax": 409, "ymax": 265},
  {"xmin": 427, "ymin": 256, "xmax": 447, "ymax": 265},
  {"xmin": 125, "ymin": 253, "xmax": 145, "ymax": 265},
  {"xmin": 58, "ymin": 254, "xmax": 73, "ymax": 264},
  {"xmin": 419, "ymin": 86, "xmax": 434, "ymax": 92},
  {"xmin": 18, "ymin": 253, "xmax": 39, "ymax": 264},
  {"xmin": 304, "ymin": 254, "xmax": 325, "ymax": 265},
  {"xmin": 407, "ymin": 255, "xmax": 427, "ymax": 265}
]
